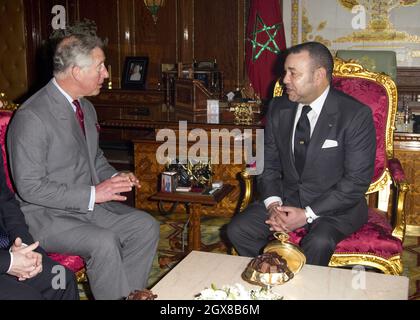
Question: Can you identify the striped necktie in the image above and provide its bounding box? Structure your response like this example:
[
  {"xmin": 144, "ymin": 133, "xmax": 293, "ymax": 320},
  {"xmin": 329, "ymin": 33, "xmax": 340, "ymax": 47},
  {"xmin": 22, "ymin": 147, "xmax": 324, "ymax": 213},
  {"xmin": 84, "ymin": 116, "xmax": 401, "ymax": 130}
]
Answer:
[{"xmin": 72, "ymin": 100, "xmax": 86, "ymax": 136}]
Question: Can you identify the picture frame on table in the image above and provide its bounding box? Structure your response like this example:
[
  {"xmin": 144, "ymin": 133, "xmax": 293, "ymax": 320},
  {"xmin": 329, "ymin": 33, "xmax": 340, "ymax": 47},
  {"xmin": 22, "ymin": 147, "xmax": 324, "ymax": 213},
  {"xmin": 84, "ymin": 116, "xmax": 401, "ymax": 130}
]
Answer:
[{"xmin": 122, "ymin": 56, "xmax": 149, "ymax": 89}]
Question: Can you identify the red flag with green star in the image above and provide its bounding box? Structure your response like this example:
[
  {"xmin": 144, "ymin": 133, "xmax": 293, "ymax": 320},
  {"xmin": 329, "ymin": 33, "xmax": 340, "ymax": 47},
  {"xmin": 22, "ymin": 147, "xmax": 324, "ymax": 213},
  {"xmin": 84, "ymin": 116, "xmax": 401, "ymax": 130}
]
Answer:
[{"xmin": 246, "ymin": 0, "xmax": 286, "ymax": 101}]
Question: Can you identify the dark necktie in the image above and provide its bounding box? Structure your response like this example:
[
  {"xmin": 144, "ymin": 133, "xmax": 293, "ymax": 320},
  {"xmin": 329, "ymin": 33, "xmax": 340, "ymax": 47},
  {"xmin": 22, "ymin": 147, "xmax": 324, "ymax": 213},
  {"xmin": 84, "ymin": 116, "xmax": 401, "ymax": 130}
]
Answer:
[
  {"xmin": 294, "ymin": 105, "xmax": 312, "ymax": 177},
  {"xmin": 0, "ymin": 228, "xmax": 10, "ymax": 249},
  {"xmin": 72, "ymin": 100, "xmax": 85, "ymax": 136}
]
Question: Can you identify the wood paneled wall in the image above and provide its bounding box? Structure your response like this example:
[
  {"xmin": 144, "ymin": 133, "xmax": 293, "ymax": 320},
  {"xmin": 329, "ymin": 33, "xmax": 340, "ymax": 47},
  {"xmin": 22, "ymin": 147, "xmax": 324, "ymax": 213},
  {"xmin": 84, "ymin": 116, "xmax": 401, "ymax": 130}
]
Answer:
[
  {"xmin": 0, "ymin": 0, "xmax": 28, "ymax": 101},
  {"xmin": 24, "ymin": 0, "xmax": 246, "ymax": 95}
]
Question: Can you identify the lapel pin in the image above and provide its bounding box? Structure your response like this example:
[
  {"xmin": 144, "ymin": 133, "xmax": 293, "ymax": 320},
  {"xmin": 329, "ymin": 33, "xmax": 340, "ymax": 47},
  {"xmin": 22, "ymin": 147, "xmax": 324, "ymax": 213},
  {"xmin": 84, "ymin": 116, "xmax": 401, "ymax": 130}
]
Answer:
[
  {"xmin": 328, "ymin": 123, "xmax": 333, "ymax": 128},
  {"xmin": 299, "ymin": 140, "xmax": 305, "ymax": 145}
]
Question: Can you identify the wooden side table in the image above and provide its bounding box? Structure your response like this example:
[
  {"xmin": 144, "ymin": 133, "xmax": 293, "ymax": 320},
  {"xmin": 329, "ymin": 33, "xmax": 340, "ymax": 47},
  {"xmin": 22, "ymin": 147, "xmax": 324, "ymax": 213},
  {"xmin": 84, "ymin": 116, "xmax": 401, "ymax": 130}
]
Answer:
[{"xmin": 150, "ymin": 184, "xmax": 234, "ymax": 251}]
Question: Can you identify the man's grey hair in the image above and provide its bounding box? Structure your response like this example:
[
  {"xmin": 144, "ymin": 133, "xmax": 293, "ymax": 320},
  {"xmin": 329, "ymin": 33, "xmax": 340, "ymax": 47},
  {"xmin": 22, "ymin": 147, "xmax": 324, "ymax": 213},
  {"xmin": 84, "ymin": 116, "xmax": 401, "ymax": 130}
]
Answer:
[{"xmin": 53, "ymin": 34, "xmax": 104, "ymax": 76}]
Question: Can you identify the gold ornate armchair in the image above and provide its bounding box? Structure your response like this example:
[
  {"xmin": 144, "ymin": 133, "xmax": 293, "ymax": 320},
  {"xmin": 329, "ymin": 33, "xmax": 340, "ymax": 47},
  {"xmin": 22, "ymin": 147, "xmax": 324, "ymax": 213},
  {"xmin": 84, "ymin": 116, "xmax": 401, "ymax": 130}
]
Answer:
[
  {"xmin": 0, "ymin": 93, "xmax": 87, "ymax": 283},
  {"xmin": 240, "ymin": 58, "xmax": 409, "ymax": 275}
]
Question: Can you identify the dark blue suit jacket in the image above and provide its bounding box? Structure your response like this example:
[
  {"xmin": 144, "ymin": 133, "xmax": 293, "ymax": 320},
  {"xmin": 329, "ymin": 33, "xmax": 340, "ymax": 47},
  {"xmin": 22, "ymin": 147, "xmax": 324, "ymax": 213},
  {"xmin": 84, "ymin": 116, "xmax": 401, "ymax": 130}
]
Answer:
[
  {"xmin": 0, "ymin": 151, "xmax": 35, "ymax": 273},
  {"xmin": 258, "ymin": 88, "xmax": 376, "ymax": 235}
]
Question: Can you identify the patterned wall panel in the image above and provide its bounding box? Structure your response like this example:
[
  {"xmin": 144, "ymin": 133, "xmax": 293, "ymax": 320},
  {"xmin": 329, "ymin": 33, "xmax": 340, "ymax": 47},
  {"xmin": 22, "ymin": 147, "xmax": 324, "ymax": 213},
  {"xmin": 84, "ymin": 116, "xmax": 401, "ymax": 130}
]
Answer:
[
  {"xmin": 394, "ymin": 148, "xmax": 420, "ymax": 228},
  {"xmin": 0, "ymin": 0, "xmax": 28, "ymax": 101}
]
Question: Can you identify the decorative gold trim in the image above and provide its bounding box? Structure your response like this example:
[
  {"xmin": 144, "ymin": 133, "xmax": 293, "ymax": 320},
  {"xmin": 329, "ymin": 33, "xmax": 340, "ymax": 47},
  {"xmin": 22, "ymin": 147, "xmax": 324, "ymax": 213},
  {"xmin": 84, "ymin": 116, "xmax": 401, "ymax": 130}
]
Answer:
[
  {"xmin": 273, "ymin": 80, "xmax": 283, "ymax": 97},
  {"xmin": 291, "ymin": 0, "xmax": 299, "ymax": 46},
  {"xmin": 301, "ymin": 6, "xmax": 310, "ymax": 43},
  {"xmin": 240, "ymin": 171, "xmax": 253, "ymax": 212},
  {"xmin": 392, "ymin": 181, "xmax": 409, "ymax": 241},
  {"xmin": 229, "ymin": 102, "xmax": 260, "ymax": 125},
  {"xmin": 76, "ymin": 268, "xmax": 88, "ymax": 283},
  {"xmin": 329, "ymin": 253, "xmax": 402, "ymax": 275},
  {"xmin": 301, "ymin": 7, "xmax": 331, "ymax": 47},
  {"xmin": 0, "ymin": 93, "xmax": 19, "ymax": 111},
  {"xmin": 336, "ymin": 0, "xmax": 420, "ymax": 43},
  {"xmin": 366, "ymin": 169, "xmax": 391, "ymax": 194}
]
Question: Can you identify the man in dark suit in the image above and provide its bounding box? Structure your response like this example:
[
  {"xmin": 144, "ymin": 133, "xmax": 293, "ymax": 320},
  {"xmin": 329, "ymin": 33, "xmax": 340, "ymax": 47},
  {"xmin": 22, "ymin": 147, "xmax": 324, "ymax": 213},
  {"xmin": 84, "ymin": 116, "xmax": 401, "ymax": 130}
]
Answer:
[
  {"xmin": 0, "ymin": 152, "xmax": 78, "ymax": 300},
  {"xmin": 227, "ymin": 42, "xmax": 376, "ymax": 266}
]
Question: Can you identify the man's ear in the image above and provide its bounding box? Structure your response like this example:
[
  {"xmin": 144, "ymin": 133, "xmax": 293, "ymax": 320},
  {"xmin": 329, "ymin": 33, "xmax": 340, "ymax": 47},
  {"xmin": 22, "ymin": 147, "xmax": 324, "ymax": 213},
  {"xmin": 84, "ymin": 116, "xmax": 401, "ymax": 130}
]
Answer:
[
  {"xmin": 71, "ymin": 65, "xmax": 83, "ymax": 81},
  {"xmin": 314, "ymin": 67, "xmax": 327, "ymax": 84}
]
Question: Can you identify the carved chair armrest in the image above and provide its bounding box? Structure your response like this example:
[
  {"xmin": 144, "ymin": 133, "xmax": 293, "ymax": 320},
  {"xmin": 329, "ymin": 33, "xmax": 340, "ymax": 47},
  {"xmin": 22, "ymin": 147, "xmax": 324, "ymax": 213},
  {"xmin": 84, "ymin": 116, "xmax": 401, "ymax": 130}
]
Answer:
[
  {"xmin": 239, "ymin": 169, "xmax": 255, "ymax": 212},
  {"xmin": 387, "ymin": 158, "xmax": 410, "ymax": 241}
]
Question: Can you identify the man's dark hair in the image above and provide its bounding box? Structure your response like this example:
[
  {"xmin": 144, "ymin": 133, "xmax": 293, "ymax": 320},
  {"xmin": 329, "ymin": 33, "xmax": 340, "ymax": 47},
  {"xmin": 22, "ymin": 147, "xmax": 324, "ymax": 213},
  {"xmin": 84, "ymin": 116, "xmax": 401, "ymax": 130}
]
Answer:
[{"xmin": 288, "ymin": 42, "xmax": 334, "ymax": 82}]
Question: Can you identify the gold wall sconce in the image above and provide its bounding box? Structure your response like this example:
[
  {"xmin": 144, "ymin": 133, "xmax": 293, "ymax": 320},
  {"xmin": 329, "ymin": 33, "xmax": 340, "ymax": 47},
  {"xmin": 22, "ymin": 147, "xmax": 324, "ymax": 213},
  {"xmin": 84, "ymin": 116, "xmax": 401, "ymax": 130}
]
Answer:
[{"xmin": 144, "ymin": 0, "xmax": 165, "ymax": 24}]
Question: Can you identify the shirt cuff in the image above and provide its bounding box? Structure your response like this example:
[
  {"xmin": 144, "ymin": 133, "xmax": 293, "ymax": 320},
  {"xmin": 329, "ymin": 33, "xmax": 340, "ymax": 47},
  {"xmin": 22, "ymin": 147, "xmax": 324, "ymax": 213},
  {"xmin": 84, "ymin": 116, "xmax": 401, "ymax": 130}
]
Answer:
[
  {"xmin": 88, "ymin": 186, "xmax": 95, "ymax": 211},
  {"xmin": 264, "ymin": 196, "xmax": 283, "ymax": 209},
  {"xmin": 7, "ymin": 252, "xmax": 13, "ymax": 273},
  {"xmin": 305, "ymin": 206, "xmax": 319, "ymax": 220}
]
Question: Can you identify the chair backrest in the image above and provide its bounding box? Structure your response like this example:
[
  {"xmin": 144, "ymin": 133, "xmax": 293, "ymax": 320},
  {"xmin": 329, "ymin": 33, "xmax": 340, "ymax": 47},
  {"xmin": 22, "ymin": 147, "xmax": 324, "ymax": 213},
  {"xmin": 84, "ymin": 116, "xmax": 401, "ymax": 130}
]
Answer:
[
  {"xmin": 335, "ymin": 50, "xmax": 397, "ymax": 82},
  {"xmin": 273, "ymin": 58, "xmax": 398, "ymax": 194},
  {"xmin": 332, "ymin": 58, "xmax": 397, "ymax": 194}
]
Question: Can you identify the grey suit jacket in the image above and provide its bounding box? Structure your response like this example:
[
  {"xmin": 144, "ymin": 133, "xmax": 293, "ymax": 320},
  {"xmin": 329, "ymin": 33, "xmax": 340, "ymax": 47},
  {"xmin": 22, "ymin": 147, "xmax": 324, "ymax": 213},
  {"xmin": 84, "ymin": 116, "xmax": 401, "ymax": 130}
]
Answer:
[
  {"xmin": 258, "ymin": 88, "xmax": 376, "ymax": 234},
  {"xmin": 7, "ymin": 80, "xmax": 133, "ymax": 240}
]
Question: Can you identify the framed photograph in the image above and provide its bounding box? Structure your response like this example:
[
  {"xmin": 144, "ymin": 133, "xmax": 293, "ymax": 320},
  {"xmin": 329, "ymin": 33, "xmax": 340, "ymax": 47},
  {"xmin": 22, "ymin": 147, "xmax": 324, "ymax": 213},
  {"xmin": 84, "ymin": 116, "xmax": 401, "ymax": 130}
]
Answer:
[{"xmin": 122, "ymin": 56, "xmax": 148, "ymax": 89}]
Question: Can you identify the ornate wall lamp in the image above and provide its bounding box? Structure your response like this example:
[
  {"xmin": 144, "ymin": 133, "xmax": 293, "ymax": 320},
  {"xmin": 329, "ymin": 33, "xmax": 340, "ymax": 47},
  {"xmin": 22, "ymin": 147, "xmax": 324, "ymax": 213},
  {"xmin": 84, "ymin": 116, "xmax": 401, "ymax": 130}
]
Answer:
[{"xmin": 144, "ymin": 0, "xmax": 165, "ymax": 24}]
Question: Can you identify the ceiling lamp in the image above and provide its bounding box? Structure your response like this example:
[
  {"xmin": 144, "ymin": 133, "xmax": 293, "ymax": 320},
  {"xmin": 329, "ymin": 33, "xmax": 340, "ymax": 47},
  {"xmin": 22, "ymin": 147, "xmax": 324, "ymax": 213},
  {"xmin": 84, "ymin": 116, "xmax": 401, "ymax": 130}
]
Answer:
[{"xmin": 144, "ymin": 0, "xmax": 165, "ymax": 24}]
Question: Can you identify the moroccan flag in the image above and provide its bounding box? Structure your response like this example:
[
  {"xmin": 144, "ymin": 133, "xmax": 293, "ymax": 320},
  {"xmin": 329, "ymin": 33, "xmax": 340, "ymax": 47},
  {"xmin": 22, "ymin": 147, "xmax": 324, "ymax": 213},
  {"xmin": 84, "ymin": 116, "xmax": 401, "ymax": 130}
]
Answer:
[{"xmin": 246, "ymin": 0, "xmax": 286, "ymax": 101}]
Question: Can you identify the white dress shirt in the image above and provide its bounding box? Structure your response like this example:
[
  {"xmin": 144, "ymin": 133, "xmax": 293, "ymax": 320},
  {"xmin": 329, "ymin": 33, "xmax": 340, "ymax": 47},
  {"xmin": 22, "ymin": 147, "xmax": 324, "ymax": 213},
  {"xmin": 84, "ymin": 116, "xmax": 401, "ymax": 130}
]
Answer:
[{"xmin": 264, "ymin": 86, "xmax": 330, "ymax": 221}]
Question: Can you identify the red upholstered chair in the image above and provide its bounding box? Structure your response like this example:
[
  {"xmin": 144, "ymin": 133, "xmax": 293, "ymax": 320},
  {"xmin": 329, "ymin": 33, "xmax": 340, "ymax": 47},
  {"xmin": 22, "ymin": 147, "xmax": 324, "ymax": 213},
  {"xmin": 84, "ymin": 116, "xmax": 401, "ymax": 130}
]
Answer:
[
  {"xmin": 239, "ymin": 58, "xmax": 409, "ymax": 275},
  {"xmin": 0, "ymin": 93, "xmax": 87, "ymax": 282}
]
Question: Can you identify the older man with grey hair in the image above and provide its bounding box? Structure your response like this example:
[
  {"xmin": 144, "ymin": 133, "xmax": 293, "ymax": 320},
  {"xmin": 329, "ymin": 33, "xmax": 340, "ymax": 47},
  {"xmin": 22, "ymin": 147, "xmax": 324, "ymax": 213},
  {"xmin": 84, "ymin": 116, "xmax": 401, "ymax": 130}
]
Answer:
[{"xmin": 7, "ymin": 34, "xmax": 160, "ymax": 300}]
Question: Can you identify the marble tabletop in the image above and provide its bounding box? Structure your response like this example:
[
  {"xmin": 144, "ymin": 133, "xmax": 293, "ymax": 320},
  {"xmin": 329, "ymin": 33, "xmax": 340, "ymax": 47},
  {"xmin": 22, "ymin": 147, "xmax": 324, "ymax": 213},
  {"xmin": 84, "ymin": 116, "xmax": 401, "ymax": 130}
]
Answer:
[{"xmin": 151, "ymin": 251, "xmax": 409, "ymax": 300}]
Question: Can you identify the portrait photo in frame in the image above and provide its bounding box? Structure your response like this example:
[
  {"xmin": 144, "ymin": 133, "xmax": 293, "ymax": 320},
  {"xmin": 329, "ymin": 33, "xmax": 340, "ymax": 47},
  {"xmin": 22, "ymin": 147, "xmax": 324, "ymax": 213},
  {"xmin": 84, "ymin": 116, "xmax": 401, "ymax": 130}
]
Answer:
[{"xmin": 122, "ymin": 56, "xmax": 149, "ymax": 89}]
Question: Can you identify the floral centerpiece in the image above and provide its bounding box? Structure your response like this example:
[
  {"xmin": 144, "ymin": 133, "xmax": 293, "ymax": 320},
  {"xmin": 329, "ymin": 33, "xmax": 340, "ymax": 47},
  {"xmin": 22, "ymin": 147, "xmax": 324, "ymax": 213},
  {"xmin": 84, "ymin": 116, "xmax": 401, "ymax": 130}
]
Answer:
[{"xmin": 195, "ymin": 283, "xmax": 283, "ymax": 300}]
